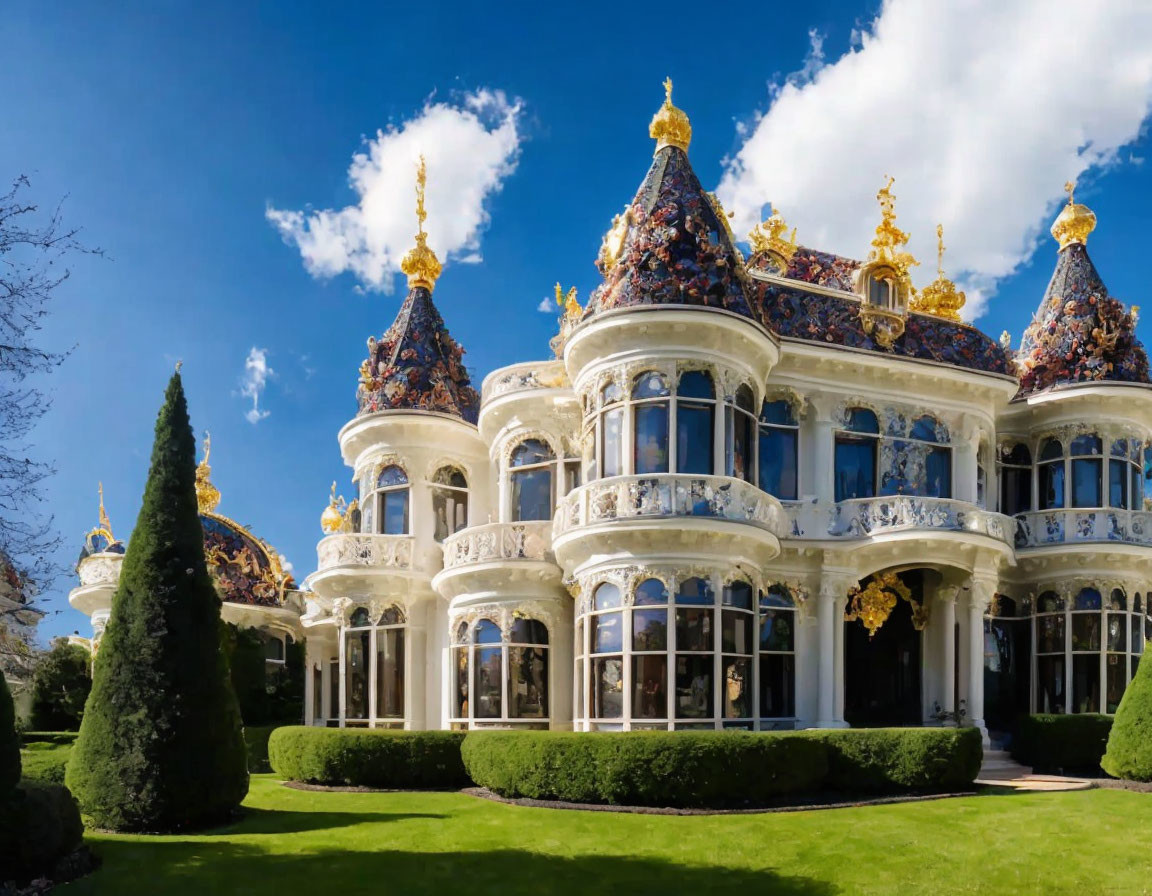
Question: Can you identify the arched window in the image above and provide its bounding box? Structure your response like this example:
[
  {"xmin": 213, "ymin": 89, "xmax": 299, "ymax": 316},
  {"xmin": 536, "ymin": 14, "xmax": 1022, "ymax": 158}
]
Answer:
[
  {"xmin": 759, "ymin": 586, "xmax": 796, "ymax": 720},
  {"xmin": 451, "ymin": 616, "xmax": 550, "ymax": 727},
  {"xmin": 864, "ymin": 270, "xmax": 898, "ymax": 310},
  {"xmin": 343, "ymin": 604, "xmax": 406, "ymax": 726},
  {"xmin": 721, "ymin": 581, "xmax": 754, "ymax": 720},
  {"xmin": 758, "ymin": 401, "xmax": 798, "ymax": 500},
  {"xmin": 835, "ymin": 408, "xmax": 879, "ymax": 501},
  {"xmin": 431, "ymin": 466, "xmax": 468, "ymax": 542},
  {"xmin": 675, "ymin": 577, "xmax": 715, "ymax": 720},
  {"xmin": 373, "ymin": 465, "xmax": 409, "ymax": 535},
  {"xmin": 472, "ymin": 619, "xmax": 503, "ymax": 720},
  {"xmin": 264, "ymin": 634, "xmax": 285, "ymax": 664},
  {"xmin": 1107, "ymin": 588, "xmax": 1128, "ymax": 712},
  {"xmin": 1035, "ymin": 591, "xmax": 1065, "ymax": 713},
  {"xmin": 598, "ymin": 380, "xmax": 624, "ymax": 479},
  {"xmin": 590, "ymin": 583, "xmax": 624, "ymax": 720},
  {"xmin": 999, "ymin": 443, "xmax": 1032, "ymax": 515},
  {"xmin": 1037, "ymin": 439, "xmax": 1065, "ymax": 510},
  {"xmin": 1109, "ymin": 439, "xmax": 1144, "ymax": 510},
  {"xmin": 632, "ymin": 578, "xmax": 669, "ymax": 720},
  {"xmin": 676, "ymin": 371, "xmax": 715, "ymax": 475},
  {"xmin": 726, "ymin": 385, "xmax": 756, "ymax": 483},
  {"xmin": 906, "ymin": 415, "xmax": 951, "ymax": 498},
  {"xmin": 510, "ymin": 439, "xmax": 555, "ymax": 522},
  {"xmin": 632, "ymin": 372, "xmax": 670, "ymax": 475},
  {"xmin": 1070, "ymin": 434, "xmax": 1103, "ymax": 508}
]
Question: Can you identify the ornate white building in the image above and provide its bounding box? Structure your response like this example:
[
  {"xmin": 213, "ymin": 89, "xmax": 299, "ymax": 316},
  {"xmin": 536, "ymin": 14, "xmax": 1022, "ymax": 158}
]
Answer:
[{"xmin": 72, "ymin": 85, "xmax": 1152, "ymax": 746}]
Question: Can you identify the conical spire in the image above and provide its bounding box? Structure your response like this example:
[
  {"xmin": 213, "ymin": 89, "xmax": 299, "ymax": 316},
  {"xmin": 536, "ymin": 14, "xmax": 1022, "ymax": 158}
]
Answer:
[
  {"xmin": 1016, "ymin": 194, "xmax": 1148, "ymax": 395},
  {"xmin": 399, "ymin": 156, "xmax": 443, "ymax": 291},
  {"xmin": 582, "ymin": 81, "xmax": 752, "ymax": 320}
]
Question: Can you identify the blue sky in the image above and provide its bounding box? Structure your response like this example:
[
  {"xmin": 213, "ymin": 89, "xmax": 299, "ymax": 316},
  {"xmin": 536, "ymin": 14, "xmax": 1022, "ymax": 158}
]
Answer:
[{"xmin": 4, "ymin": 0, "xmax": 1152, "ymax": 641}]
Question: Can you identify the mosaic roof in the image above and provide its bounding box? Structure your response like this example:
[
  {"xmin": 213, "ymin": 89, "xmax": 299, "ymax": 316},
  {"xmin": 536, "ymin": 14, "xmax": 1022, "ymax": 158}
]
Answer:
[
  {"xmin": 582, "ymin": 145, "xmax": 754, "ymax": 320},
  {"xmin": 201, "ymin": 513, "xmax": 295, "ymax": 609},
  {"xmin": 357, "ymin": 285, "xmax": 479, "ymax": 423},
  {"xmin": 1016, "ymin": 242, "xmax": 1149, "ymax": 396},
  {"xmin": 746, "ymin": 245, "xmax": 862, "ymax": 292},
  {"xmin": 753, "ymin": 281, "xmax": 1014, "ymax": 376}
]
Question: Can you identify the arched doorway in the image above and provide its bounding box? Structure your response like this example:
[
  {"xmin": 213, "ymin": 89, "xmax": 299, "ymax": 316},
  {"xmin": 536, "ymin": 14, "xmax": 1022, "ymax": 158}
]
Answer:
[{"xmin": 844, "ymin": 569, "xmax": 924, "ymax": 727}]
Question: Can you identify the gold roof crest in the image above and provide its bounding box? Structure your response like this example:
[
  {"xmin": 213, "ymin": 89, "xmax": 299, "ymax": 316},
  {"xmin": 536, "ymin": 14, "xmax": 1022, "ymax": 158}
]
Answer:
[
  {"xmin": 195, "ymin": 432, "xmax": 222, "ymax": 514},
  {"xmin": 748, "ymin": 205, "xmax": 799, "ymax": 269},
  {"xmin": 400, "ymin": 155, "xmax": 443, "ymax": 291},
  {"xmin": 1050, "ymin": 180, "xmax": 1097, "ymax": 250},
  {"xmin": 649, "ymin": 78, "xmax": 692, "ymax": 154},
  {"xmin": 910, "ymin": 224, "xmax": 966, "ymax": 322},
  {"xmin": 866, "ymin": 176, "xmax": 918, "ymax": 279}
]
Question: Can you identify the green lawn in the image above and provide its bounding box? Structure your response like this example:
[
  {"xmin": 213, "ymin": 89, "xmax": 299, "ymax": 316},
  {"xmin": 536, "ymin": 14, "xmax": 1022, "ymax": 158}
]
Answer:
[{"xmin": 61, "ymin": 776, "xmax": 1152, "ymax": 895}]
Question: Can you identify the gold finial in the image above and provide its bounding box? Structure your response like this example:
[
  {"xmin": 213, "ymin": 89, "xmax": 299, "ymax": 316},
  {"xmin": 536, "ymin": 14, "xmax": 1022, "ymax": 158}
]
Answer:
[
  {"xmin": 97, "ymin": 482, "xmax": 113, "ymax": 539},
  {"xmin": 321, "ymin": 480, "xmax": 347, "ymax": 534},
  {"xmin": 195, "ymin": 431, "xmax": 221, "ymax": 514},
  {"xmin": 866, "ymin": 176, "xmax": 918, "ymax": 278},
  {"xmin": 400, "ymin": 155, "xmax": 443, "ymax": 290},
  {"xmin": 1051, "ymin": 179, "xmax": 1097, "ymax": 250},
  {"xmin": 550, "ymin": 283, "xmax": 583, "ymax": 359},
  {"xmin": 554, "ymin": 282, "xmax": 580, "ymax": 318},
  {"xmin": 748, "ymin": 204, "xmax": 799, "ymax": 270},
  {"xmin": 649, "ymin": 77, "xmax": 692, "ymax": 154},
  {"xmin": 910, "ymin": 222, "xmax": 966, "ymax": 322}
]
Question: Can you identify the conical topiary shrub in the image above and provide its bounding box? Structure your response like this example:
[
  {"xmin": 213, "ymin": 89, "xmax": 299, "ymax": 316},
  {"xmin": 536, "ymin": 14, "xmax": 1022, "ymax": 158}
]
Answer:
[
  {"xmin": 66, "ymin": 371, "xmax": 248, "ymax": 830},
  {"xmin": 0, "ymin": 667, "xmax": 19, "ymax": 799},
  {"xmin": 1102, "ymin": 643, "xmax": 1152, "ymax": 780}
]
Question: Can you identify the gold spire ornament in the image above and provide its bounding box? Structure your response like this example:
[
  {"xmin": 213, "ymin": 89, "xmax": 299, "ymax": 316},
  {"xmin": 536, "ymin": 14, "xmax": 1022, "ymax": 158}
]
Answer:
[
  {"xmin": 195, "ymin": 431, "xmax": 222, "ymax": 514},
  {"xmin": 747, "ymin": 204, "xmax": 799, "ymax": 270},
  {"xmin": 550, "ymin": 283, "xmax": 582, "ymax": 358},
  {"xmin": 555, "ymin": 282, "xmax": 580, "ymax": 318},
  {"xmin": 1050, "ymin": 180, "xmax": 1097, "ymax": 250},
  {"xmin": 400, "ymin": 155, "xmax": 443, "ymax": 290},
  {"xmin": 321, "ymin": 481, "xmax": 348, "ymax": 534},
  {"xmin": 98, "ymin": 482, "xmax": 113, "ymax": 540},
  {"xmin": 910, "ymin": 223, "xmax": 966, "ymax": 322},
  {"xmin": 649, "ymin": 77, "xmax": 692, "ymax": 153},
  {"xmin": 866, "ymin": 176, "xmax": 919, "ymax": 278}
]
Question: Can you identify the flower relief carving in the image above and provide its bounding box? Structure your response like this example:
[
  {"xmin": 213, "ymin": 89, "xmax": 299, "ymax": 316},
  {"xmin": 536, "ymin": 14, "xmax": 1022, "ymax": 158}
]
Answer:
[
  {"xmin": 425, "ymin": 456, "xmax": 473, "ymax": 481},
  {"xmin": 763, "ymin": 386, "xmax": 808, "ymax": 420},
  {"xmin": 331, "ymin": 597, "xmax": 355, "ymax": 625},
  {"xmin": 449, "ymin": 600, "xmax": 561, "ymax": 642},
  {"xmin": 500, "ymin": 430, "xmax": 559, "ymax": 466},
  {"xmin": 368, "ymin": 454, "xmax": 408, "ymax": 486},
  {"xmin": 369, "ymin": 597, "xmax": 409, "ymax": 623}
]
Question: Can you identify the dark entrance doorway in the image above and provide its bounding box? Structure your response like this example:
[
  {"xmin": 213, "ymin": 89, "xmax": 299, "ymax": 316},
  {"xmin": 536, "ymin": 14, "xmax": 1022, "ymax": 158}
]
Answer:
[{"xmin": 844, "ymin": 573, "xmax": 922, "ymax": 727}]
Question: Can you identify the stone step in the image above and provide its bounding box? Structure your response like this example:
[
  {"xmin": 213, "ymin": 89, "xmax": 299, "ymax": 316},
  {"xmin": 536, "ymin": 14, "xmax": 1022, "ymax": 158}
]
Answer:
[
  {"xmin": 982, "ymin": 749, "xmax": 1012, "ymax": 761},
  {"xmin": 981, "ymin": 759, "xmax": 1024, "ymax": 771}
]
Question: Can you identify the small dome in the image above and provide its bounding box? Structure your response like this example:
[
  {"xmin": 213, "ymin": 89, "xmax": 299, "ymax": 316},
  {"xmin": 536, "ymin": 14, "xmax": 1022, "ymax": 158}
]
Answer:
[
  {"xmin": 201, "ymin": 513, "xmax": 295, "ymax": 608},
  {"xmin": 1050, "ymin": 182, "xmax": 1097, "ymax": 251}
]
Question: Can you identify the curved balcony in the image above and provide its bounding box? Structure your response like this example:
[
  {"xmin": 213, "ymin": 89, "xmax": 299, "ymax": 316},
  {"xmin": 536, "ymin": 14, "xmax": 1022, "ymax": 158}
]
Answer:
[
  {"xmin": 553, "ymin": 474, "xmax": 785, "ymax": 571},
  {"xmin": 1014, "ymin": 508, "xmax": 1152, "ymax": 549},
  {"xmin": 69, "ymin": 553, "xmax": 124, "ymax": 616},
  {"xmin": 309, "ymin": 534, "xmax": 420, "ymax": 599},
  {"xmin": 480, "ymin": 360, "xmax": 569, "ymax": 404},
  {"xmin": 433, "ymin": 521, "xmax": 562, "ymax": 600}
]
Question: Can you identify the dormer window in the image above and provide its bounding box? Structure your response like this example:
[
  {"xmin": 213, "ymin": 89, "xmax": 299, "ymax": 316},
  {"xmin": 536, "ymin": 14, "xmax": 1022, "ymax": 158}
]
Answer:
[{"xmin": 864, "ymin": 268, "xmax": 901, "ymax": 312}]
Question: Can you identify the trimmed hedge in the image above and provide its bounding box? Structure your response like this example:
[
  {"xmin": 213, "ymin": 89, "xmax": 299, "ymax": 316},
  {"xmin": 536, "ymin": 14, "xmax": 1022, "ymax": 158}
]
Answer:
[
  {"xmin": 21, "ymin": 731, "xmax": 80, "ymax": 746},
  {"xmin": 244, "ymin": 725, "xmax": 280, "ymax": 774},
  {"xmin": 0, "ymin": 667, "xmax": 19, "ymax": 798},
  {"xmin": 0, "ymin": 783, "xmax": 84, "ymax": 885},
  {"xmin": 268, "ymin": 727, "xmax": 469, "ymax": 789},
  {"xmin": 1014, "ymin": 714, "xmax": 1112, "ymax": 775},
  {"xmin": 1103, "ymin": 642, "xmax": 1152, "ymax": 780},
  {"xmin": 19, "ymin": 741, "xmax": 73, "ymax": 785},
  {"xmin": 462, "ymin": 731, "xmax": 828, "ymax": 808},
  {"xmin": 807, "ymin": 728, "xmax": 983, "ymax": 792}
]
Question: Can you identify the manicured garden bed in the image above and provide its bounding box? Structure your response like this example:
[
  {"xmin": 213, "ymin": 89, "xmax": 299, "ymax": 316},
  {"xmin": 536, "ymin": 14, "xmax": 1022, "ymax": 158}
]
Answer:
[{"xmin": 60, "ymin": 775, "xmax": 1152, "ymax": 895}]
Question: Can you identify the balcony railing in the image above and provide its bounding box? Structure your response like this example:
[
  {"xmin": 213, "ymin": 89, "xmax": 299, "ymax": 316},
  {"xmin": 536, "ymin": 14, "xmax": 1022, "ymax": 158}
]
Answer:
[
  {"xmin": 784, "ymin": 496, "xmax": 1015, "ymax": 549},
  {"xmin": 556, "ymin": 475, "xmax": 787, "ymax": 537},
  {"xmin": 315, "ymin": 534, "xmax": 413, "ymax": 573},
  {"xmin": 1014, "ymin": 508, "xmax": 1152, "ymax": 549},
  {"xmin": 441, "ymin": 521, "xmax": 555, "ymax": 570},
  {"xmin": 77, "ymin": 553, "xmax": 124, "ymax": 588},
  {"xmin": 481, "ymin": 360, "xmax": 569, "ymax": 404}
]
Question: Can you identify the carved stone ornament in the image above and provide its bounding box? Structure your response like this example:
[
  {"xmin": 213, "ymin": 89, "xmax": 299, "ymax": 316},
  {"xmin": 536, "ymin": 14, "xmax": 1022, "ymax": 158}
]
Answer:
[{"xmin": 448, "ymin": 599, "xmax": 565, "ymax": 644}]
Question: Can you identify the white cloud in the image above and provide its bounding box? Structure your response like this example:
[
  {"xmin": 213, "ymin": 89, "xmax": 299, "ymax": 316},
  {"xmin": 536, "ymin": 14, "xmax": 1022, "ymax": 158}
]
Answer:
[
  {"xmin": 536, "ymin": 296, "xmax": 554, "ymax": 313},
  {"xmin": 241, "ymin": 347, "xmax": 272, "ymax": 424},
  {"xmin": 717, "ymin": 0, "xmax": 1152, "ymax": 320},
  {"xmin": 267, "ymin": 88, "xmax": 523, "ymax": 292}
]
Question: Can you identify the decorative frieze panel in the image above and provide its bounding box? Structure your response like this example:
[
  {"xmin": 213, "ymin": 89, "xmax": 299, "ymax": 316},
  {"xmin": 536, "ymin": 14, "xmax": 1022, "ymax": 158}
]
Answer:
[
  {"xmin": 441, "ymin": 521, "xmax": 555, "ymax": 570},
  {"xmin": 77, "ymin": 554, "xmax": 123, "ymax": 588},
  {"xmin": 1015, "ymin": 508, "xmax": 1152, "ymax": 549},
  {"xmin": 481, "ymin": 360, "xmax": 569, "ymax": 404},
  {"xmin": 784, "ymin": 497, "xmax": 1013, "ymax": 549},
  {"xmin": 316, "ymin": 534, "xmax": 414, "ymax": 573}
]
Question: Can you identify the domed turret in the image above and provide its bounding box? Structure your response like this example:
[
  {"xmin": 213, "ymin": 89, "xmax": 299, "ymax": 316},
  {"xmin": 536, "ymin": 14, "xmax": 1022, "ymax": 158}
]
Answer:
[
  {"xmin": 77, "ymin": 482, "xmax": 125, "ymax": 565},
  {"xmin": 1016, "ymin": 184, "xmax": 1149, "ymax": 396},
  {"xmin": 581, "ymin": 80, "xmax": 754, "ymax": 321}
]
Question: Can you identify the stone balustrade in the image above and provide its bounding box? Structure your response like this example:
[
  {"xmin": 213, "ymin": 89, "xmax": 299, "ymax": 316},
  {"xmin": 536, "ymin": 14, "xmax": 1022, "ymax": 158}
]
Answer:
[
  {"xmin": 1014, "ymin": 508, "xmax": 1152, "ymax": 549},
  {"xmin": 77, "ymin": 553, "xmax": 124, "ymax": 588},
  {"xmin": 481, "ymin": 360, "xmax": 569, "ymax": 404},
  {"xmin": 441, "ymin": 521, "xmax": 555, "ymax": 570},
  {"xmin": 556, "ymin": 474, "xmax": 787, "ymax": 536},
  {"xmin": 315, "ymin": 534, "xmax": 414, "ymax": 572}
]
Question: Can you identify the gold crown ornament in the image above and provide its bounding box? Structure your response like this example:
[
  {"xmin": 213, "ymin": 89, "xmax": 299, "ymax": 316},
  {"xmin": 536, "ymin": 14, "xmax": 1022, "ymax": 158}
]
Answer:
[
  {"xmin": 1050, "ymin": 180, "xmax": 1097, "ymax": 250},
  {"xmin": 400, "ymin": 155, "xmax": 443, "ymax": 290},
  {"xmin": 649, "ymin": 78, "xmax": 692, "ymax": 153}
]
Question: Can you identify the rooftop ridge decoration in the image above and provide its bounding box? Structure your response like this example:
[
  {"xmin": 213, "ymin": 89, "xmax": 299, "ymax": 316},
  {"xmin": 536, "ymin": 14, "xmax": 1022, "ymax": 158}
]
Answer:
[
  {"xmin": 1016, "ymin": 190, "xmax": 1149, "ymax": 395},
  {"xmin": 910, "ymin": 224, "xmax": 966, "ymax": 322},
  {"xmin": 195, "ymin": 431, "xmax": 222, "ymax": 514},
  {"xmin": 648, "ymin": 77, "xmax": 691, "ymax": 153},
  {"xmin": 550, "ymin": 282, "xmax": 581, "ymax": 358},
  {"xmin": 1050, "ymin": 180, "xmax": 1097, "ymax": 251},
  {"xmin": 747, "ymin": 205, "xmax": 799, "ymax": 272},
  {"xmin": 399, "ymin": 155, "xmax": 443, "ymax": 291},
  {"xmin": 866, "ymin": 176, "xmax": 919, "ymax": 280}
]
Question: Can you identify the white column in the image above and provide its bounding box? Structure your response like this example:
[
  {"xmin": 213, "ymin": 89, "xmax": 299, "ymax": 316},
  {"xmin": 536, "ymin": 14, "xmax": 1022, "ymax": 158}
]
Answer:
[
  {"xmin": 954, "ymin": 421, "xmax": 981, "ymax": 504},
  {"xmin": 816, "ymin": 574, "xmax": 850, "ymax": 727},
  {"xmin": 810, "ymin": 398, "xmax": 836, "ymax": 505},
  {"xmin": 337, "ymin": 629, "xmax": 347, "ymax": 728},
  {"xmin": 304, "ymin": 644, "xmax": 316, "ymax": 726},
  {"xmin": 940, "ymin": 588, "xmax": 958, "ymax": 716},
  {"xmin": 966, "ymin": 577, "xmax": 994, "ymax": 745}
]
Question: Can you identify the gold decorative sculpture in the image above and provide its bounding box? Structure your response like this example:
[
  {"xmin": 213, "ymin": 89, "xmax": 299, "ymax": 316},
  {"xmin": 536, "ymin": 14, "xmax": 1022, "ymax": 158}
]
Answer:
[
  {"xmin": 747, "ymin": 204, "xmax": 799, "ymax": 270},
  {"xmin": 195, "ymin": 432, "xmax": 222, "ymax": 514},
  {"xmin": 866, "ymin": 176, "xmax": 919, "ymax": 279},
  {"xmin": 550, "ymin": 282, "xmax": 582, "ymax": 358},
  {"xmin": 649, "ymin": 77, "xmax": 692, "ymax": 153},
  {"xmin": 1050, "ymin": 180, "xmax": 1097, "ymax": 250},
  {"xmin": 400, "ymin": 155, "xmax": 443, "ymax": 290},
  {"xmin": 910, "ymin": 224, "xmax": 966, "ymax": 322},
  {"xmin": 597, "ymin": 207, "xmax": 632, "ymax": 272},
  {"xmin": 844, "ymin": 571, "xmax": 927, "ymax": 638},
  {"xmin": 321, "ymin": 481, "xmax": 348, "ymax": 534}
]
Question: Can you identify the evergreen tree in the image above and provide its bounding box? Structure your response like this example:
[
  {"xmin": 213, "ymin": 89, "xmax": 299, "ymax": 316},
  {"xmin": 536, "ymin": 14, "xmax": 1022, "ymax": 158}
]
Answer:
[
  {"xmin": 66, "ymin": 371, "xmax": 248, "ymax": 831},
  {"xmin": 1102, "ymin": 646, "xmax": 1152, "ymax": 780},
  {"xmin": 0, "ymin": 666, "xmax": 19, "ymax": 799},
  {"xmin": 30, "ymin": 640, "xmax": 91, "ymax": 731}
]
